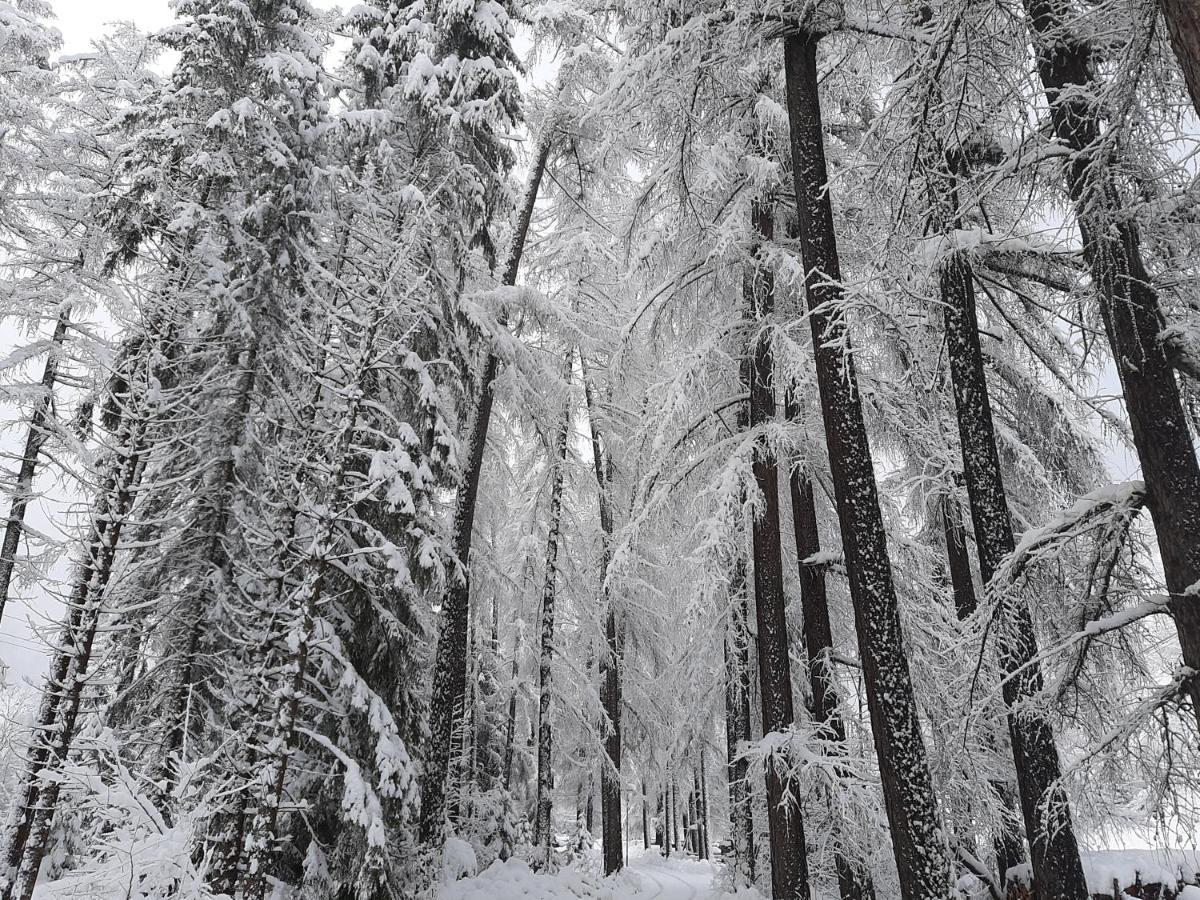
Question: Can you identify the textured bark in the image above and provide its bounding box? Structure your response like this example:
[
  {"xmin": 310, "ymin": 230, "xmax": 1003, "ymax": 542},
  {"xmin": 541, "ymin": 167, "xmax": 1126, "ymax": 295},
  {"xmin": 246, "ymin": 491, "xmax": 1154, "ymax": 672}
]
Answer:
[
  {"xmin": 502, "ymin": 633, "xmax": 521, "ymax": 791},
  {"xmin": 0, "ymin": 308, "xmax": 69, "ymax": 628},
  {"xmin": 5, "ymin": 407, "xmax": 148, "ymax": 900},
  {"xmin": 939, "ymin": 496, "xmax": 977, "ymax": 621},
  {"xmin": 940, "ymin": 254, "xmax": 1087, "ymax": 900},
  {"xmin": 160, "ymin": 345, "xmax": 259, "ymax": 798},
  {"xmin": 582, "ymin": 363, "xmax": 623, "ymax": 875},
  {"xmin": 698, "ymin": 751, "xmax": 710, "ymax": 860},
  {"xmin": 534, "ymin": 399, "xmax": 571, "ymax": 863},
  {"xmin": 937, "ymin": 500, "xmax": 1025, "ymax": 886},
  {"xmin": 671, "ymin": 778, "xmax": 680, "ymax": 850},
  {"xmin": 723, "ymin": 556, "xmax": 756, "ymax": 884},
  {"xmin": 419, "ymin": 137, "xmax": 552, "ymax": 844},
  {"xmin": 1021, "ymin": 0, "xmax": 1200, "ymax": 735},
  {"xmin": 784, "ymin": 432, "xmax": 875, "ymax": 900},
  {"xmin": 743, "ymin": 199, "xmax": 812, "ymax": 900},
  {"xmin": 781, "ymin": 33, "xmax": 952, "ymax": 900},
  {"xmin": 642, "ymin": 781, "xmax": 650, "ymax": 849},
  {"xmin": 1161, "ymin": 0, "xmax": 1200, "ymax": 119}
]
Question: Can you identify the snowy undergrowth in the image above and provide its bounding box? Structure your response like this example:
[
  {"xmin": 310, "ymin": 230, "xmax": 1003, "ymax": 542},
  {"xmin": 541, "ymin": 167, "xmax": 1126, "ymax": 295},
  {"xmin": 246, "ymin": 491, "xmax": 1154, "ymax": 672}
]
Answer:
[{"xmin": 442, "ymin": 857, "xmax": 647, "ymax": 900}]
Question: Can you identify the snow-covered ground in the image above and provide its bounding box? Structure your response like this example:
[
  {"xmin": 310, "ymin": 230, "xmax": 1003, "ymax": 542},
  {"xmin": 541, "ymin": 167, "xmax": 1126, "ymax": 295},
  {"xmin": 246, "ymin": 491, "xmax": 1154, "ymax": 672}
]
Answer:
[{"xmin": 444, "ymin": 848, "xmax": 723, "ymax": 900}]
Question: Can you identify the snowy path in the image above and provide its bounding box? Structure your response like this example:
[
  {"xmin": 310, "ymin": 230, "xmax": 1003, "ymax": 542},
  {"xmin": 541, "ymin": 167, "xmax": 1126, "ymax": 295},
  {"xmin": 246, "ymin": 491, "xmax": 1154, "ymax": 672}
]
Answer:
[
  {"xmin": 442, "ymin": 847, "xmax": 722, "ymax": 900},
  {"xmin": 621, "ymin": 855, "xmax": 717, "ymax": 900}
]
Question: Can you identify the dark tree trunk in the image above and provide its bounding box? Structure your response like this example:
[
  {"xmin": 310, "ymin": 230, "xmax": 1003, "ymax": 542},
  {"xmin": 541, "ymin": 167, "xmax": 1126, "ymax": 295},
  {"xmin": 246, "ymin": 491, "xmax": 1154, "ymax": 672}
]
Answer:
[
  {"xmin": 1161, "ymin": 0, "xmax": 1200, "ymax": 119},
  {"xmin": 743, "ymin": 199, "xmax": 812, "ymax": 900},
  {"xmin": 723, "ymin": 557, "xmax": 756, "ymax": 884},
  {"xmin": 698, "ymin": 752, "xmax": 710, "ymax": 860},
  {"xmin": 663, "ymin": 779, "xmax": 672, "ymax": 857},
  {"xmin": 939, "ymin": 496, "xmax": 977, "ymax": 620},
  {"xmin": 671, "ymin": 777, "xmax": 680, "ymax": 851},
  {"xmin": 583, "ymin": 366, "xmax": 623, "ymax": 875},
  {"xmin": 0, "ymin": 308, "xmax": 69, "ymax": 627},
  {"xmin": 784, "ymin": 434, "xmax": 875, "ymax": 900},
  {"xmin": 160, "ymin": 345, "xmax": 259, "ymax": 799},
  {"xmin": 419, "ymin": 138, "xmax": 552, "ymax": 844},
  {"xmin": 534, "ymin": 399, "xmax": 571, "ymax": 864},
  {"xmin": 781, "ymin": 32, "xmax": 952, "ymax": 900},
  {"xmin": 642, "ymin": 780, "xmax": 650, "ymax": 850},
  {"xmin": 939, "ymin": 254, "xmax": 1087, "ymax": 900},
  {"xmin": 938, "ymin": 498, "xmax": 1025, "ymax": 887},
  {"xmin": 1021, "ymin": 0, "xmax": 1200, "ymax": 741},
  {"xmin": 5, "ymin": 412, "xmax": 148, "ymax": 900},
  {"xmin": 502, "ymin": 633, "xmax": 521, "ymax": 791}
]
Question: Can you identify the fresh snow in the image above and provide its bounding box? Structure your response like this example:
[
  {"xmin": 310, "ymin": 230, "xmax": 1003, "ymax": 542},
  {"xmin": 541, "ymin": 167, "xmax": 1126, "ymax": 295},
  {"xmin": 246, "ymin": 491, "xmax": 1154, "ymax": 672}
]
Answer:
[{"xmin": 444, "ymin": 851, "xmax": 723, "ymax": 900}]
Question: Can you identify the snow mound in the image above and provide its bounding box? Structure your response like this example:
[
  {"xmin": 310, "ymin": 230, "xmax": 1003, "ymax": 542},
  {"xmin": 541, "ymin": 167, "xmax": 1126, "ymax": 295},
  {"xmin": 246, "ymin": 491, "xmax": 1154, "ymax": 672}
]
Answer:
[
  {"xmin": 1008, "ymin": 849, "xmax": 1200, "ymax": 895},
  {"xmin": 442, "ymin": 859, "xmax": 611, "ymax": 900}
]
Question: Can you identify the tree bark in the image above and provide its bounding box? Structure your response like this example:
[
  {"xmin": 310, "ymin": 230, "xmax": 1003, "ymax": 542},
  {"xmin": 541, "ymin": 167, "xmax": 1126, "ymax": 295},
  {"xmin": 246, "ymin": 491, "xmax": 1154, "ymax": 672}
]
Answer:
[
  {"xmin": 0, "ymin": 308, "xmax": 69, "ymax": 628},
  {"xmin": 698, "ymin": 751, "xmax": 710, "ymax": 860},
  {"xmin": 419, "ymin": 137, "xmax": 552, "ymax": 844},
  {"xmin": 1160, "ymin": 0, "xmax": 1200, "ymax": 119},
  {"xmin": 781, "ymin": 32, "xmax": 952, "ymax": 900},
  {"xmin": 534, "ymin": 396, "xmax": 571, "ymax": 865},
  {"xmin": 582, "ymin": 363, "xmax": 623, "ymax": 875},
  {"xmin": 502, "ymin": 632, "xmax": 521, "ymax": 791},
  {"xmin": 939, "ymin": 253, "xmax": 1088, "ymax": 900},
  {"xmin": 784, "ymin": 435, "xmax": 875, "ymax": 900},
  {"xmin": 743, "ymin": 198, "xmax": 812, "ymax": 900},
  {"xmin": 723, "ymin": 556, "xmax": 756, "ymax": 885},
  {"xmin": 1021, "ymin": 0, "xmax": 1200, "ymax": 737},
  {"xmin": 4, "ymin": 400, "xmax": 148, "ymax": 900},
  {"xmin": 642, "ymin": 780, "xmax": 650, "ymax": 849}
]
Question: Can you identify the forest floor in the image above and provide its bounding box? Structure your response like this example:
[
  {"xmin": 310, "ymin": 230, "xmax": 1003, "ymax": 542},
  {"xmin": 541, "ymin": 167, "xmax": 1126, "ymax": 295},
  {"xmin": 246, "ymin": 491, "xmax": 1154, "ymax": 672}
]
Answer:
[{"xmin": 444, "ymin": 847, "xmax": 725, "ymax": 900}]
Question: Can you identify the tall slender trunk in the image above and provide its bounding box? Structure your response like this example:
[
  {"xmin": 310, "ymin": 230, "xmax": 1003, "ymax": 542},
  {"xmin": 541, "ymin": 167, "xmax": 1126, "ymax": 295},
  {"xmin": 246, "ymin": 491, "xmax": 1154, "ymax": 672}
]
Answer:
[
  {"xmin": 938, "ymin": 496, "xmax": 1025, "ymax": 887},
  {"xmin": 534, "ymin": 393, "xmax": 571, "ymax": 865},
  {"xmin": 743, "ymin": 199, "xmax": 812, "ymax": 900},
  {"xmin": 662, "ymin": 779, "xmax": 671, "ymax": 857},
  {"xmin": 1160, "ymin": 0, "xmax": 1200, "ymax": 118},
  {"xmin": 723, "ymin": 555, "xmax": 756, "ymax": 884},
  {"xmin": 781, "ymin": 32, "xmax": 952, "ymax": 900},
  {"xmin": 1022, "ymin": 0, "xmax": 1200, "ymax": 738},
  {"xmin": 0, "ymin": 308, "xmax": 70, "ymax": 627},
  {"xmin": 784, "ymin": 430, "xmax": 875, "ymax": 900},
  {"xmin": 671, "ymin": 777, "xmax": 680, "ymax": 851},
  {"xmin": 939, "ymin": 254, "xmax": 1087, "ymax": 900},
  {"xmin": 642, "ymin": 780, "xmax": 650, "ymax": 849},
  {"xmin": 582, "ymin": 365, "xmax": 623, "ymax": 875},
  {"xmin": 697, "ymin": 752, "xmax": 710, "ymax": 860},
  {"xmin": 160, "ymin": 345, "xmax": 259, "ymax": 798},
  {"xmin": 939, "ymin": 496, "xmax": 977, "ymax": 621},
  {"xmin": 4, "ymin": 407, "xmax": 149, "ymax": 900},
  {"xmin": 502, "ymin": 632, "xmax": 521, "ymax": 791},
  {"xmin": 419, "ymin": 137, "xmax": 552, "ymax": 844}
]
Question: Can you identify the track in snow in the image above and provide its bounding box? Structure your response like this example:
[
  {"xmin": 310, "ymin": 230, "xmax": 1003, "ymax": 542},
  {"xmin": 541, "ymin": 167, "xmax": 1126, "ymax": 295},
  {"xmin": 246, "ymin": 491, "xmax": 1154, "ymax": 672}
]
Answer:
[{"xmin": 618, "ymin": 852, "xmax": 716, "ymax": 900}]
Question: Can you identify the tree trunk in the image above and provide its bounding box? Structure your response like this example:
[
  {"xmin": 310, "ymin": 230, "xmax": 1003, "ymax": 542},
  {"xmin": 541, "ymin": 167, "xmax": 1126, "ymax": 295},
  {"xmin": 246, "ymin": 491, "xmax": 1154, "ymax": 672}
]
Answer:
[
  {"xmin": 642, "ymin": 780, "xmax": 650, "ymax": 850},
  {"xmin": 503, "ymin": 632, "xmax": 521, "ymax": 791},
  {"xmin": 534, "ymin": 397, "xmax": 571, "ymax": 865},
  {"xmin": 939, "ymin": 252, "xmax": 1087, "ymax": 900},
  {"xmin": 582, "ymin": 363, "xmax": 623, "ymax": 875},
  {"xmin": 723, "ymin": 556, "xmax": 756, "ymax": 884},
  {"xmin": 939, "ymin": 495, "xmax": 977, "ymax": 621},
  {"xmin": 160, "ymin": 345, "xmax": 259, "ymax": 799},
  {"xmin": 698, "ymin": 752, "xmax": 710, "ymax": 860},
  {"xmin": 1022, "ymin": 0, "xmax": 1200, "ymax": 741},
  {"xmin": 4, "ymin": 408, "xmax": 148, "ymax": 900},
  {"xmin": 784, "ymin": 440, "xmax": 875, "ymax": 900},
  {"xmin": 0, "ymin": 308, "xmax": 69, "ymax": 627},
  {"xmin": 781, "ymin": 32, "xmax": 952, "ymax": 900},
  {"xmin": 1160, "ymin": 0, "xmax": 1200, "ymax": 119},
  {"xmin": 419, "ymin": 137, "xmax": 552, "ymax": 844},
  {"xmin": 743, "ymin": 198, "xmax": 812, "ymax": 900},
  {"xmin": 671, "ymin": 777, "xmax": 680, "ymax": 851},
  {"xmin": 938, "ymin": 497, "xmax": 1025, "ymax": 887}
]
